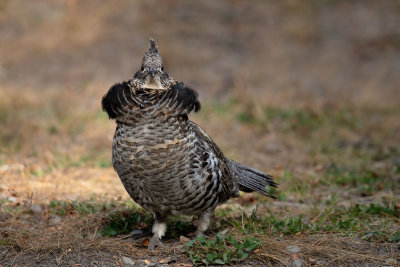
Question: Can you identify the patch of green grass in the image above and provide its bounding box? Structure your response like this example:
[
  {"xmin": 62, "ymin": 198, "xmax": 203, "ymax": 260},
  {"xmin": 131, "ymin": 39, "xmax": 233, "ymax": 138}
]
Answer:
[
  {"xmin": 30, "ymin": 152, "xmax": 112, "ymax": 177},
  {"xmin": 30, "ymin": 154, "xmax": 91, "ymax": 177},
  {"xmin": 223, "ymin": 208, "xmax": 311, "ymax": 235},
  {"xmin": 0, "ymin": 198, "xmax": 24, "ymax": 214},
  {"xmin": 185, "ymin": 231, "xmax": 261, "ymax": 266},
  {"xmin": 102, "ymin": 210, "xmax": 196, "ymax": 238},
  {"xmin": 95, "ymin": 109, "xmax": 110, "ymax": 121},
  {"xmin": 214, "ymin": 207, "xmax": 235, "ymax": 218},
  {"xmin": 205, "ymin": 98, "xmax": 363, "ymax": 138},
  {"xmin": 56, "ymin": 155, "xmax": 92, "ymax": 168},
  {"xmin": 220, "ymin": 203, "xmax": 399, "ymax": 242},
  {"xmin": 362, "ymin": 231, "xmax": 400, "ymax": 243},
  {"xmin": 236, "ymin": 111, "xmax": 254, "ymax": 124},
  {"xmin": 166, "ymin": 218, "xmax": 196, "ymax": 238},
  {"xmin": 94, "ymin": 157, "xmax": 112, "ymax": 168},
  {"xmin": 264, "ymin": 213, "xmax": 311, "ymax": 235},
  {"xmin": 389, "ymin": 231, "xmax": 400, "ymax": 243},
  {"xmin": 213, "ymin": 98, "xmax": 239, "ymax": 116},
  {"xmin": 263, "ymin": 106, "xmax": 323, "ymax": 132},
  {"xmin": 102, "ymin": 209, "xmax": 153, "ymax": 236},
  {"xmin": 308, "ymin": 202, "xmax": 398, "ymax": 234},
  {"xmin": 48, "ymin": 199, "xmax": 153, "ymax": 237},
  {"xmin": 326, "ymin": 165, "xmax": 381, "ymax": 192},
  {"xmin": 346, "ymin": 203, "xmax": 400, "ymax": 218},
  {"xmin": 277, "ymin": 191, "xmax": 287, "ymax": 201},
  {"xmin": 228, "ymin": 209, "xmax": 263, "ymax": 234},
  {"xmin": 48, "ymin": 198, "xmax": 121, "ymax": 216},
  {"xmin": 396, "ymin": 166, "xmax": 400, "ymax": 174},
  {"xmin": 279, "ymin": 170, "xmax": 314, "ymax": 196}
]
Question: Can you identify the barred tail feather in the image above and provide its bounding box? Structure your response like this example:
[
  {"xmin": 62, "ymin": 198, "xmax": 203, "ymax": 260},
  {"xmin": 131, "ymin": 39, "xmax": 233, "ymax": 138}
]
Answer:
[{"xmin": 227, "ymin": 159, "xmax": 277, "ymax": 199}]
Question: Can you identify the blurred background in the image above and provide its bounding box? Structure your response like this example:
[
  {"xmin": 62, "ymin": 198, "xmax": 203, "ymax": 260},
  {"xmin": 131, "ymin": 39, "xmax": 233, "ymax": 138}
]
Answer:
[{"xmin": 0, "ymin": 0, "xmax": 399, "ymax": 203}]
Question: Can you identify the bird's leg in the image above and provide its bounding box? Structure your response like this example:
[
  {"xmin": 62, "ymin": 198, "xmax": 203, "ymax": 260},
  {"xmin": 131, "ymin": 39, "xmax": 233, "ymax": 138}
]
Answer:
[
  {"xmin": 148, "ymin": 214, "xmax": 167, "ymax": 251},
  {"xmin": 195, "ymin": 212, "xmax": 211, "ymax": 238}
]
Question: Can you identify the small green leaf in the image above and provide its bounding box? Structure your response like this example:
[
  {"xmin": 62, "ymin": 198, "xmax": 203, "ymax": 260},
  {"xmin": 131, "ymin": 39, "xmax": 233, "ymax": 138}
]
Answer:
[
  {"xmin": 390, "ymin": 232, "xmax": 400, "ymax": 243},
  {"xmin": 223, "ymin": 252, "xmax": 228, "ymax": 262},
  {"xmin": 216, "ymin": 232, "xmax": 223, "ymax": 241},
  {"xmin": 197, "ymin": 236, "xmax": 206, "ymax": 243},
  {"xmin": 103, "ymin": 226, "xmax": 117, "ymax": 236},
  {"xmin": 214, "ymin": 259, "xmax": 226, "ymax": 265},
  {"xmin": 186, "ymin": 239, "xmax": 196, "ymax": 247}
]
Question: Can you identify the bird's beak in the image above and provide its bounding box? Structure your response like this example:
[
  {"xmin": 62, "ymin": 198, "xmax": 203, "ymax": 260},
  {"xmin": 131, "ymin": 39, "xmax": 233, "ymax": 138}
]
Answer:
[{"xmin": 149, "ymin": 69, "xmax": 156, "ymax": 77}]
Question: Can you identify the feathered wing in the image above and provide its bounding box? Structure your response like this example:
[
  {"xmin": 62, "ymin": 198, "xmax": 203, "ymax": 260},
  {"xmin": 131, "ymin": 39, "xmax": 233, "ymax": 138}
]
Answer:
[
  {"xmin": 188, "ymin": 121, "xmax": 277, "ymax": 199},
  {"xmin": 188, "ymin": 121, "xmax": 238, "ymax": 201}
]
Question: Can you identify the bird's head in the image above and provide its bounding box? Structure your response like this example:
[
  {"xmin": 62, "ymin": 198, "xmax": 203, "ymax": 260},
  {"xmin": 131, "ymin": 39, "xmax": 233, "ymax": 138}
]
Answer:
[{"xmin": 130, "ymin": 39, "xmax": 172, "ymax": 90}]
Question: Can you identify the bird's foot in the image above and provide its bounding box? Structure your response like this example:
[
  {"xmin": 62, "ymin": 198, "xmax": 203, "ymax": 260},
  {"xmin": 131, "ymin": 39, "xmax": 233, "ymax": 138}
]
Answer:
[{"xmin": 148, "ymin": 234, "xmax": 164, "ymax": 251}]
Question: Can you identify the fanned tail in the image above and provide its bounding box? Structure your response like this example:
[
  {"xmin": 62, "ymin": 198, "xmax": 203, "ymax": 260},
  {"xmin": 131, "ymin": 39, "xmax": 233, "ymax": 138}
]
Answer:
[{"xmin": 227, "ymin": 159, "xmax": 277, "ymax": 199}]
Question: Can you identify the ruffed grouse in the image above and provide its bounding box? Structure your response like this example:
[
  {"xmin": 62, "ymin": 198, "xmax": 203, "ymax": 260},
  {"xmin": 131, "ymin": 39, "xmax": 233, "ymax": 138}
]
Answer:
[{"xmin": 102, "ymin": 39, "xmax": 277, "ymax": 250}]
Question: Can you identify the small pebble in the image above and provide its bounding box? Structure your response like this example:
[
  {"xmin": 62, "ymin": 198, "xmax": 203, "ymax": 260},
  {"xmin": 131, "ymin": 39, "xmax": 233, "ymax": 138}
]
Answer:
[
  {"xmin": 7, "ymin": 196, "xmax": 17, "ymax": 203},
  {"xmin": 49, "ymin": 215, "xmax": 61, "ymax": 225},
  {"xmin": 287, "ymin": 245, "xmax": 301, "ymax": 253},
  {"xmin": 159, "ymin": 257, "xmax": 171, "ymax": 264},
  {"xmin": 362, "ymin": 232, "xmax": 375, "ymax": 241},
  {"xmin": 121, "ymin": 256, "xmax": 135, "ymax": 266},
  {"xmin": 266, "ymin": 141, "xmax": 278, "ymax": 152},
  {"xmin": 180, "ymin": 235, "xmax": 190, "ymax": 244},
  {"xmin": 292, "ymin": 258, "xmax": 303, "ymax": 267},
  {"xmin": 130, "ymin": 229, "xmax": 144, "ymax": 237},
  {"xmin": 30, "ymin": 204, "xmax": 42, "ymax": 215}
]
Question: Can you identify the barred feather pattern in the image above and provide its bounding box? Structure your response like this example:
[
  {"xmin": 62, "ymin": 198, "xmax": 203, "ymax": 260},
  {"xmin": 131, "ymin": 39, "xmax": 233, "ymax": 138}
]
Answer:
[{"xmin": 102, "ymin": 80, "xmax": 277, "ymax": 219}]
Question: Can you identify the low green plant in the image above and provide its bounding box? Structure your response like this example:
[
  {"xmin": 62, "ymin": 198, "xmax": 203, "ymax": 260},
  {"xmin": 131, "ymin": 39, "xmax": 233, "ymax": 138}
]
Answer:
[
  {"xmin": 361, "ymin": 231, "xmax": 400, "ymax": 243},
  {"xmin": 326, "ymin": 165, "xmax": 381, "ymax": 192},
  {"xmin": 166, "ymin": 219, "xmax": 196, "ymax": 238},
  {"xmin": 95, "ymin": 157, "xmax": 112, "ymax": 168},
  {"xmin": 185, "ymin": 231, "xmax": 261, "ymax": 265},
  {"xmin": 228, "ymin": 209, "xmax": 262, "ymax": 234},
  {"xmin": 102, "ymin": 209, "xmax": 153, "ymax": 236},
  {"xmin": 219, "ymin": 202, "xmax": 399, "ymax": 242},
  {"xmin": 389, "ymin": 231, "xmax": 400, "ymax": 243},
  {"xmin": 263, "ymin": 106, "xmax": 322, "ymax": 132},
  {"xmin": 347, "ymin": 203, "xmax": 400, "ymax": 218}
]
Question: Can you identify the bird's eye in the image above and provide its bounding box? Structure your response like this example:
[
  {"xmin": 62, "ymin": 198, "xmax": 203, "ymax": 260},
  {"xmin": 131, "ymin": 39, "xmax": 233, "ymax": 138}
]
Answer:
[
  {"xmin": 161, "ymin": 67, "xmax": 164, "ymax": 71},
  {"xmin": 141, "ymin": 66, "xmax": 144, "ymax": 71}
]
